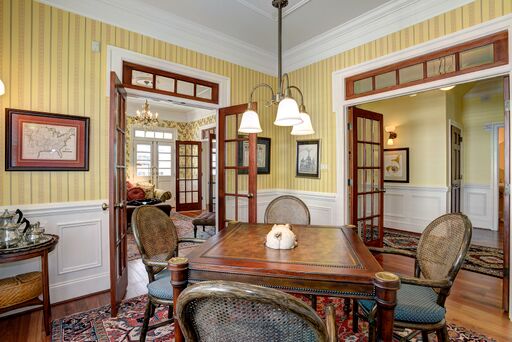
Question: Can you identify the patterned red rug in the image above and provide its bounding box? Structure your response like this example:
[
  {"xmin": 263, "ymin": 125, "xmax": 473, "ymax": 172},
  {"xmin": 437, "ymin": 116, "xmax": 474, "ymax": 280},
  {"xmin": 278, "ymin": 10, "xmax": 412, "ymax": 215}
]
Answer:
[
  {"xmin": 51, "ymin": 294, "xmax": 495, "ymax": 341},
  {"xmin": 384, "ymin": 230, "xmax": 503, "ymax": 278},
  {"xmin": 127, "ymin": 212, "xmax": 214, "ymax": 261}
]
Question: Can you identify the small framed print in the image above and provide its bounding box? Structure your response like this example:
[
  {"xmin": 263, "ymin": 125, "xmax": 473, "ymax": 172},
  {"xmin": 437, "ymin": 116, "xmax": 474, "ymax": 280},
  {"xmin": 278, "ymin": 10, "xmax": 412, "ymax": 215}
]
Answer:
[
  {"xmin": 296, "ymin": 140, "xmax": 320, "ymax": 178},
  {"xmin": 384, "ymin": 148, "xmax": 409, "ymax": 183},
  {"xmin": 6, "ymin": 108, "xmax": 90, "ymax": 171},
  {"xmin": 237, "ymin": 137, "xmax": 271, "ymax": 174}
]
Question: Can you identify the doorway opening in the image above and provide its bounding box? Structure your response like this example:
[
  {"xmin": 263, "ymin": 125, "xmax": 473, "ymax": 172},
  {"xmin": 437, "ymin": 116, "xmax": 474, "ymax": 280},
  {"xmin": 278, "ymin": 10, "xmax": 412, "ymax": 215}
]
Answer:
[{"xmin": 348, "ymin": 75, "xmax": 508, "ymax": 315}]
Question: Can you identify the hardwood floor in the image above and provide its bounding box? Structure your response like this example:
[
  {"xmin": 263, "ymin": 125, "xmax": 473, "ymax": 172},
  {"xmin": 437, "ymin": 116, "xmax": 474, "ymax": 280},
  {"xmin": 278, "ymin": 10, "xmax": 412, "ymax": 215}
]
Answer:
[{"xmin": 1, "ymin": 252, "xmax": 510, "ymax": 341}]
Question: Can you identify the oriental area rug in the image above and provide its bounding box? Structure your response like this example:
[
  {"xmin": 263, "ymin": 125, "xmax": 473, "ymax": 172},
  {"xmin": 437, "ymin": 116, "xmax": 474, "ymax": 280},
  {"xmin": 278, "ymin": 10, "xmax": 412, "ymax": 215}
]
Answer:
[
  {"xmin": 51, "ymin": 294, "xmax": 495, "ymax": 342},
  {"xmin": 384, "ymin": 230, "xmax": 504, "ymax": 278}
]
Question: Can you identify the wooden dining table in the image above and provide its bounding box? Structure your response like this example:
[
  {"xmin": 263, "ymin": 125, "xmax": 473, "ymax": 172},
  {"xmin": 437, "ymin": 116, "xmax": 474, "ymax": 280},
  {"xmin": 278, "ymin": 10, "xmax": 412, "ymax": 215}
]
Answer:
[{"xmin": 168, "ymin": 222, "xmax": 400, "ymax": 342}]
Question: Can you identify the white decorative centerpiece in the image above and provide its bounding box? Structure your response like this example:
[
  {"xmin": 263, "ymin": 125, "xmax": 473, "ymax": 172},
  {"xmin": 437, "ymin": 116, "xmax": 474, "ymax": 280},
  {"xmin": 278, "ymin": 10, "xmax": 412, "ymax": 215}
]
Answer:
[{"xmin": 265, "ymin": 224, "xmax": 298, "ymax": 250}]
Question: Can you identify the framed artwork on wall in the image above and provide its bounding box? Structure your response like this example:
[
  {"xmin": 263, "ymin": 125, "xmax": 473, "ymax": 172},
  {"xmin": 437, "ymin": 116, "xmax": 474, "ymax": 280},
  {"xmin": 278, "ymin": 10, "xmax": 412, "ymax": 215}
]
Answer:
[
  {"xmin": 384, "ymin": 148, "xmax": 409, "ymax": 183},
  {"xmin": 237, "ymin": 136, "xmax": 271, "ymax": 174},
  {"xmin": 296, "ymin": 140, "xmax": 320, "ymax": 178},
  {"xmin": 5, "ymin": 108, "xmax": 90, "ymax": 171}
]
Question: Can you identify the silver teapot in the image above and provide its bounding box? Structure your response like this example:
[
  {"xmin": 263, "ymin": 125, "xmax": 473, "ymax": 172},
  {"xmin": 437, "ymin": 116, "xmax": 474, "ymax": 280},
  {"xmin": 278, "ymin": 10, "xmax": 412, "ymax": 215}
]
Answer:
[
  {"xmin": 0, "ymin": 209, "xmax": 23, "ymax": 227},
  {"xmin": 0, "ymin": 212, "xmax": 28, "ymax": 248}
]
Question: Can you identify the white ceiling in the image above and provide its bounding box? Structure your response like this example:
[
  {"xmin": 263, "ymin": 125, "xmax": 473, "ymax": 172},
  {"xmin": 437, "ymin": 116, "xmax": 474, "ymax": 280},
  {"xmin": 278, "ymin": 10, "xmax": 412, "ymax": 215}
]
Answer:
[
  {"xmin": 126, "ymin": 96, "xmax": 214, "ymax": 122},
  {"xmin": 41, "ymin": 0, "xmax": 473, "ymax": 75},
  {"xmin": 140, "ymin": 0, "xmax": 390, "ymax": 53}
]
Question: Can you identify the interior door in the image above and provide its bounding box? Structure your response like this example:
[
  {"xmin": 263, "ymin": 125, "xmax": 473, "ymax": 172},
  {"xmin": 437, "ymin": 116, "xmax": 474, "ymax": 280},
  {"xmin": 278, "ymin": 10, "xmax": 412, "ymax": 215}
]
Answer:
[
  {"xmin": 348, "ymin": 107, "xmax": 385, "ymax": 247},
  {"xmin": 176, "ymin": 141, "xmax": 202, "ymax": 211},
  {"xmin": 218, "ymin": 104, "xmax": 257, "ymax": 229},
  {"xmin": 450, "ymin": 125, "xmax": 463, "ymax": 213},
  {"xmin": 503, "ymin": 76, "xmax": 510, "ymax": 312},
  {"xmin": 108, "ymin": 72, "xmax": 128, "ymax": 317},
  {"xmin": 209, "ymin": 133, "xmax": 217, "ymax": 213}
]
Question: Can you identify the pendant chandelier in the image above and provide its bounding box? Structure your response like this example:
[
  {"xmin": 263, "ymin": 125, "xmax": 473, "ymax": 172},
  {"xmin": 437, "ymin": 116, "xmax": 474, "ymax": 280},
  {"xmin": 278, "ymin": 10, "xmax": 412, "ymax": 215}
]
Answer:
[
  {"xmin": 134, "ymin": 99, "xmax": 159, "ymax": 127},
  {"xmin": 238, "ymin": 0, "xmax": 314, "ymax": 135}
]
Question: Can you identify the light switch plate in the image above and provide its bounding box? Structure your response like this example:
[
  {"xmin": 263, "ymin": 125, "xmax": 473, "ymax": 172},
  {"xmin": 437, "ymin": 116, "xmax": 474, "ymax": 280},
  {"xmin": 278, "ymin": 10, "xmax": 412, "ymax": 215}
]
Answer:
[{"xmin": 92, "ymin": 41, "xmax": 101, "ymax": 53}]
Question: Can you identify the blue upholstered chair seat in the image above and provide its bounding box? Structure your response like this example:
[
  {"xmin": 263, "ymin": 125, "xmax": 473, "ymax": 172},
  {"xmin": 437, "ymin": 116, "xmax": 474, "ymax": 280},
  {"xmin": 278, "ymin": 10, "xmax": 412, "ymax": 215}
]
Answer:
[
  {"xmin": 154, "ymin": 269, "xmax": 171, "ymax": 280},
  {"xmin": 147, "ymin": 276, "xmax": 174, "ymax": 300},
  {"xmin": 360, "ymin": 283, "xmax": 445, "ymax": 324}
]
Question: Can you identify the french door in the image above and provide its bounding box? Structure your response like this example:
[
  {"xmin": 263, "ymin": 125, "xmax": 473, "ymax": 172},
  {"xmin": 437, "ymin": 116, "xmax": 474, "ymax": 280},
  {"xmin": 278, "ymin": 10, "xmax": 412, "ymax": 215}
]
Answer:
[
  {"xmin": 209, "ymin": 133, "xmax": 217, "ymax": 213},
  {"xmin": 108, "ymin": 72, "xmax": 128, "ymax": 316},
  {"xmin": 348, "ymin": 107, "xmax": 385, "ymax": 247},
  {"xmin": 218, "ymin": 104, "xmax": 258, "ymax": 229},
  {"xmin": 450, "ymin": 125, "xmax": 463, "ymax": 213},
  {"xmin": 133, "ymin": 140, "xmax": 173, "ymax": 192},
  {"xmin": 176, "ymin": 141, "xmax": 202, "ymax": 211}
]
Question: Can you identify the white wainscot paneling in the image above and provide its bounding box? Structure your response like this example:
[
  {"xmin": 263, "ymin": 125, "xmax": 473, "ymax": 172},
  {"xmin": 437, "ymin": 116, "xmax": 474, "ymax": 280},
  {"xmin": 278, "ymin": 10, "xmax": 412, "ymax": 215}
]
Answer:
[
  {"xmin": 226, "ymin": 189, "xmax": 339, "ymax": 226},
  {"xmin": 0, "ymin": 201, "xmax": 109, "ymax": 305},
  {"xmin": 383, "ymin": 185, "xmax": 449, "ymax": 233},
  {"xmin": 462, "ymin": 184, "xmax": 494, "ymax": 230}
]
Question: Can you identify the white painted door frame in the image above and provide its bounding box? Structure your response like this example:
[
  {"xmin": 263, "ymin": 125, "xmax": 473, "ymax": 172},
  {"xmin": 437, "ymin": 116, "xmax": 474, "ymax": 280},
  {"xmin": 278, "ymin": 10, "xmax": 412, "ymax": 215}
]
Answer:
[{"xmin": 332, "ymin": 14, "xmax": 512, "ymax": 317}]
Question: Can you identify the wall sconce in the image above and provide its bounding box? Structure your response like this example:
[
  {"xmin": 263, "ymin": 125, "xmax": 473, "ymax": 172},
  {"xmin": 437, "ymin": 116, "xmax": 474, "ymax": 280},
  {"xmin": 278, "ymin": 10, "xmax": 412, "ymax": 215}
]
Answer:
[
  {"xmin": 0, "ymin": 79, "xmax": 5, "ymax": 96},
  {"xmin": 385, "ymin": 126, "xmax": 397, "ymax": 145}
]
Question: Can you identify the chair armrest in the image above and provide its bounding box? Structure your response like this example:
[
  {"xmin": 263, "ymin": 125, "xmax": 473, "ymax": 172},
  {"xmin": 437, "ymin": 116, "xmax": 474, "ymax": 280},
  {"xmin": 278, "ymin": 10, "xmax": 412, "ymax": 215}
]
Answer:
[
  {"xmin": 178, "ymin": 238, "xmax": 207, "ymax": 244},
  {"xmin": 324, "ymin": 304, "xmax": 337, "ymax": 342},
  {"xmin": 141, "ymin": 257, "xmax": 168, "ymax": 268},
  {"xmin": 369, "ymin": 247, "xmax": 416, "ymax": 258},
  {"xmin": 399, "ymin": 275, "xmax": 452, "ymax": 289}
]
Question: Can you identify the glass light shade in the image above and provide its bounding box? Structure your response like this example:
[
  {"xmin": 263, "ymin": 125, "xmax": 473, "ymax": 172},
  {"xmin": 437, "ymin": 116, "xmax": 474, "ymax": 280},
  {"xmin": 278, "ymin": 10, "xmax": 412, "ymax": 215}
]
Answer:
[
  {"xmin": 387, "ymin": 138, "xmax": 394, "ymax": 145},
  {"xmin": 238, "ymin": 109, "xmax": 262, "ymax": 133},
  {"xmin": 291, "ymin": 112, "xmax": 315, "ymax": 135},
  {"xmin": 0, "ymin": 79, "xmax": 4, "ymax": 96},
  {"xmin": 274, "ymin": 97, "xmax": 302, "ymax": 126}
]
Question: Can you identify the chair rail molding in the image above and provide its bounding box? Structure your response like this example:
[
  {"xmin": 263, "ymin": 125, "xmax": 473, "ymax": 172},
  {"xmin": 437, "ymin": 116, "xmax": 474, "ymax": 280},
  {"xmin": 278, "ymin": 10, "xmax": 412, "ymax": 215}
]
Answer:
[{"xmin": 0, "ymin": 200, "xmax": 110, "ymax": 304}]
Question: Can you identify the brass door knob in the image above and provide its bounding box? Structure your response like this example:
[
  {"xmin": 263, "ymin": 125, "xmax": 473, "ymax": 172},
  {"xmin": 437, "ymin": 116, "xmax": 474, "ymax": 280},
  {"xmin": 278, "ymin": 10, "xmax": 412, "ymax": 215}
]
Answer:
[{"xmin": 101, "ymin": 203, "xmax": 109, "ymax": 211}]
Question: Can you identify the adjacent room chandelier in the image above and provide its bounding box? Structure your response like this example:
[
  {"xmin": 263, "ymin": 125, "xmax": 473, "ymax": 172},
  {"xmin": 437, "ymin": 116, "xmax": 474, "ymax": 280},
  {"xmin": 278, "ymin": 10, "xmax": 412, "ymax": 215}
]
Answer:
[
  {"xmin": 134, "ymin": 99, "xmax": 159, "ymax": 127},
  {"xmin": 238, "ymin": 0, "xmax": 314, "ymax": 135}
]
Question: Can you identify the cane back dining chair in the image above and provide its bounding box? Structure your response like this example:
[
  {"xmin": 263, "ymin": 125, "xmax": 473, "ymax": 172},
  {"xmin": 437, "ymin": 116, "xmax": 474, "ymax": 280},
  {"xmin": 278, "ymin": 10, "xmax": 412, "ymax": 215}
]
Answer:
[
  {"xmin": 353, "ymin": 213, "xmax": 472, "ymax": 342},
  {"xmin": 264, "ymin": 195, "xmax": 311, "ymax": 225},
  {"xmin": 176, "ymin": 280, "xmax": 337, "ymax": 342},
  {"xmin": 131, "ymin": 206, "xmax": 205, "ymax": 342}
]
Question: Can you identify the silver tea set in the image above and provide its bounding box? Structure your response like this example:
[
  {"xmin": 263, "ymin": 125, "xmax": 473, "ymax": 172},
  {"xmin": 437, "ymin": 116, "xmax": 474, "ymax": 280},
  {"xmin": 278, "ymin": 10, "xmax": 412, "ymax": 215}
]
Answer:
[{"xmin": 0, "ymin": 209, "xmax": 46, "ymax": 248}]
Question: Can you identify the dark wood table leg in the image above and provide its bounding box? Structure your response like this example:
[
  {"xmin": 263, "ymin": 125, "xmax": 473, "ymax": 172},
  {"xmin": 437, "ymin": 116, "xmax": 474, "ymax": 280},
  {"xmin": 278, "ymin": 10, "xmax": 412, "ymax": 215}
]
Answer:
[
  {"xmin": 168, "ymin": 257, "xmax": 189, "ymax": 342},
  {"xmin": 374, "ymin": 271, "xmax": 400, "ymax": 342},
  {"xmin": 41, "ymin": 250, "xmax": 51, "ymax": 336}
]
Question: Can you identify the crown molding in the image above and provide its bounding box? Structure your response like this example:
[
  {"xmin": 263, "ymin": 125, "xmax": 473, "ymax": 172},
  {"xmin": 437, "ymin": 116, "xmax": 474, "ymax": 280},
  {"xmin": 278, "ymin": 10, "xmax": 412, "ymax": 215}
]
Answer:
[
  {"xmin": 38, "ymin": 0, "xmax": 278, "ymax": 76},
  {"xmin": 39, "ymin": 0, "xmax": 473, "ymax": 76},
  {"xmin": 283, "ymin": 0, "xmax": 473, "ymax": 72}
]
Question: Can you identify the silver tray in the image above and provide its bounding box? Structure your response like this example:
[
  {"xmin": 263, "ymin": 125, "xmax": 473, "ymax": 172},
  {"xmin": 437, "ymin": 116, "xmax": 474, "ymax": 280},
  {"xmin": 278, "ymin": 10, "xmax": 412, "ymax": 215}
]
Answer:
[{"xmin": 0, "ymin": 234, "xmax": 53, "ymax": 252}]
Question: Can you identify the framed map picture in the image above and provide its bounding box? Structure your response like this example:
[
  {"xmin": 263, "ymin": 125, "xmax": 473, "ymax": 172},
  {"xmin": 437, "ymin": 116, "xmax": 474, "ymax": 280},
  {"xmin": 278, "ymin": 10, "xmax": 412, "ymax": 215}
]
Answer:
[
  {"xmin": 237, "ymin": 137, "xmax": 271, "ymax": 174},
  {"xmin": 296, "ymin": 140, "xmax": 320, "ymax": 178},
  {"xmin": 384, "ymin": 148, "xmax": 409, "ymax": 183},
  {"xmin": 6, "ymin": 109, "xmax": 90, "ymax": 171}
]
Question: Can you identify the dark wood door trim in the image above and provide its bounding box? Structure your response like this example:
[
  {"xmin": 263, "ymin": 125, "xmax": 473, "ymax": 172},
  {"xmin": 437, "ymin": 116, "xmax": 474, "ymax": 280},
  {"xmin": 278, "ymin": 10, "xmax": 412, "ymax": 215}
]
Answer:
[
  {"xmin": 109, "ymin": 72, "xmax": 128, "ymax": 317},
  {"xmin": 503, "ymin": 75, "xmax": 510, "ymax": 312},
  {"xmin": 450, "ymin": 124, "xmax": 463, "ymax": 213}
]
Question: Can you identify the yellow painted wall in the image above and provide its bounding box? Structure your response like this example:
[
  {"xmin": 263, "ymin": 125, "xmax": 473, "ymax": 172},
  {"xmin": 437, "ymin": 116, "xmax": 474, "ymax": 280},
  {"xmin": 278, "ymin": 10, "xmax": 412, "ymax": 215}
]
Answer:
[
  {"xmin": 285, "ymin": 0, "xmax": 511, "ymax": 193},
  {"xmin": 0, "ymin": 0, "xmax": 281, "ymax": 205},
  {"xmin": 462, "ymin": 92, "xmax": 504, "ymax": 184},
  {"xmin": 359, "ymin": 91, "xmax": 448, "ymax": 187}
]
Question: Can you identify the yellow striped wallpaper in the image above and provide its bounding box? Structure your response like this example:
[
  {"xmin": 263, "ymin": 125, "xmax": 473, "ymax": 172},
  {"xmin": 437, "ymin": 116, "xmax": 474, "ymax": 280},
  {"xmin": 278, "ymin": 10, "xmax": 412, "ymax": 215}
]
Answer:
[
  {"xmin": 0, "ymin": 0, "xmax": 281, "ymax": 205},
  {"xmin": 1, "ymin": 0, "xmax": 510, "ymax": 205},
  {"xmin": 285, "ymin": 0, "xmax": 512, "ymax": 193}
]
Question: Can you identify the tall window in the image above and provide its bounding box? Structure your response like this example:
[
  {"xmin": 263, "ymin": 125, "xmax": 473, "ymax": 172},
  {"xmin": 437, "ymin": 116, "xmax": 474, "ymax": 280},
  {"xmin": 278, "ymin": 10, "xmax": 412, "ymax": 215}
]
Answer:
[{"xmin": 132, "ymin": 127, "xmax": 176, "ymax": 191}]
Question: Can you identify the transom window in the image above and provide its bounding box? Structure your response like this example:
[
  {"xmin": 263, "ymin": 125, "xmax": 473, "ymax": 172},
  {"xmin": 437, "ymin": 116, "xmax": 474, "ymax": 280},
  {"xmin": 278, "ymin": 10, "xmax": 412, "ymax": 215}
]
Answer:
[
  {"xmin": 346, "ymin": 31, "xmax": 508, "ymax": 99},
  {"xmin": 123, "ymin": 62, "xmax": 219, "ymax": 104}
]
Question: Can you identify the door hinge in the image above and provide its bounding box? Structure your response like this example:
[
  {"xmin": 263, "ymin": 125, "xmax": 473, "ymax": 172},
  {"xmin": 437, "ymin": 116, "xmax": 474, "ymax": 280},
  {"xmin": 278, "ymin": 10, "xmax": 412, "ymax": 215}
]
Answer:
[
  {"xmin": 505, "ymin": 99, "xmax": 510, "ymax": 112},
  {"xmin": 347, "ymin": 122, "xmax": 353, "ymax": 130},
  {"xmin": 505, "ymin": 183, "xmax": 510, "ymax": 196},
  {"xmin": 347, "ymin": 179, "xmax": 353, "ymax": 186}
]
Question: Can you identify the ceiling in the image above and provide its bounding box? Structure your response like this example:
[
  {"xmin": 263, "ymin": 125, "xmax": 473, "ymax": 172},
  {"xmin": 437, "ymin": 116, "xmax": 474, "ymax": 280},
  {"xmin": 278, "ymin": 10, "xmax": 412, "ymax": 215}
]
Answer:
[
  {"xmin": 139, "ymin": 0, "xmax": 391, "ymax": 53},
  {"xmin": 41, "ymin": 0, "xmax": 473, "ymax": 75}
]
